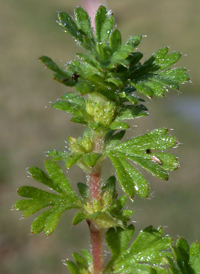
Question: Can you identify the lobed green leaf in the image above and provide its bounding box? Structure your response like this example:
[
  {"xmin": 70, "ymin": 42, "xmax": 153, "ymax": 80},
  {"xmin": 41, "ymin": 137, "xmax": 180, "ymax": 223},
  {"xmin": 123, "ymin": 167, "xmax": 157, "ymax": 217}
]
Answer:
[
  {"xmin": 28, "ymin": 166, "xmax": 61, "ymax": 193},
  {"xmin": 44, "ymin": 160, "xmax": 78, "ymax": 199},
  {"xmin": 105, "ymin": 225, "xmax": 172, "ymax": 274},
  {"xmin": 14, "ymin": 160, "xmax": 82, "ymax": 235},
  {"xmin": 31, "ymin": 208, "xmax": 54, "ymax": 234},
  {"xmin": 114, "ymin": 128, "xmax": 178, "ymax": 151},
  {"xmin": 168, "ymin": 238, "xmax": 200, "ymax": 274},
  {"xmin": 107, "ymin": 153, "xmax": 150, "ymax": 198}
]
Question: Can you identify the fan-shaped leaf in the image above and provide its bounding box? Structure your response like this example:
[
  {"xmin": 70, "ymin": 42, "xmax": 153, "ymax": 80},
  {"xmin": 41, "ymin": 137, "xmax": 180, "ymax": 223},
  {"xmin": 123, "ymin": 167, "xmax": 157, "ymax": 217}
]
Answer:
[{"xmin": 14, "ymin": 160, "xmax": 82, "ymax": 235}]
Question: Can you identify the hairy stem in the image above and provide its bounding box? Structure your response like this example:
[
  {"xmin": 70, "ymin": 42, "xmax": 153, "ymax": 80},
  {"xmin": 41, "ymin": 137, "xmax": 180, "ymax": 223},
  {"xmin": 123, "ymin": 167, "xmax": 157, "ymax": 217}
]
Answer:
[
  {"xmin": 89, "ymin": 222, "xmax": 104, "ymax": 274},
  {"xmin": 87, "ymin": 133, "xmax": 105, "ymax": 273}
]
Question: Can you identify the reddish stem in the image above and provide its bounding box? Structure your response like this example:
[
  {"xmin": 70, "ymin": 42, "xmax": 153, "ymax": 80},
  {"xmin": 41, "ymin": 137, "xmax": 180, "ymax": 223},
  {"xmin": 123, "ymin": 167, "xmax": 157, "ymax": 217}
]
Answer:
[
  {"xmin": 87, "ymin": 134, "xmax": 104, "ymax": 273},
  {"xmin": 88, "ymin": 172, "xmax": 102, "ymax": 201},
  {"xmin": 89, "ymin": 222, "xmax": 104, "ymax": 274}
]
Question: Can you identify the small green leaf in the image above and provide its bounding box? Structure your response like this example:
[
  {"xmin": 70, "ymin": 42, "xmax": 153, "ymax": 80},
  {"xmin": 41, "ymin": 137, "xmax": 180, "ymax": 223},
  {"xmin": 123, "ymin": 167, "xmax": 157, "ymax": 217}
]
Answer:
[
  {"xmin": 100, "ymin": 9, "xmax": 114, "ymax": 43},
  {"xmin": 45, "ymin": 205, "xmax": 66, "ymax": 236},
  {"xmin": 158, "ymin": 68, "xmax": 189, "ymax": 84},
  {"xmin": 64, "ymin": 260, "xmax": 80, "ymax": 274},
  {"xmin": 153, "ymin": 153, "xmax": 179, "ymax": 171},
  {"xmin": 71, "ymin": 82, "xmax": 94, "ymax": 97},
  {"xmin": 109, "ymin": 29, "xmax": 122, "ymax": 53},
  {"xmin": 28, "ymin": 166, "xmax": 61, "ymax": 193},
  {"xmin": 125, "ymin": 94, "xmax": 139, "ymax": 105},
  {"xmin": 77, "ymin": 182, "xmax": 89, "ymax": 200},
  {"xmin": 111, "ymin": 50, "xmax": 131, "ymax": 61},
  {"xmin": 111, "ymin": 196, "xmax": 127, "ymax": 213},
  {"xmin": 72, "ymin": 211, "xmax": 86, "ymax": 225},
  {"xmin": 74, "ymin": 7, "xmax": 94, "ymax": 46},
  {"xmin": 53, "ymin": 73, "xmax": 75, "ymax": 87},
  {"xmin": 107, "ymin": 58, "xmax": 130, "ymax": 69},
  {"xmin": 44, "ymin": 160, "xmax": 78, "ymax": 200},
  {"xmin": 124, "ymin": 154, "xmax": 169, "ymax": 181},
  {"xmin": 14, "ymin": 160, "xmax": 82, "ymax": 235},
  {"xmin": 52, "ymin": 101, "xmax": 83, "ymax": 116},
  {"xmin": 107, "ymin": 129, "xmax": 179, "ymax": 190},
  {"xmin": 47, "ymin": 149, "xmax": 66, "ymax": 161},
  {"xmin": 106, "ymin": 225, "xmax": 135, "ymax": 260},
  {"xmin": 114, "ymin": 128, "xmax": 178, "ymax": 151},
  {"xmin": 65, "ymin": 154, "xmax": 83, "ymax": 169},
  {"xmin": 70, "ymin": 116, "xmax": 87, "ymax": 125},
  {"xmin": 17, "ymin": 186, "xmax": 60, "ymax": 202},
  {"xmin": 61, "ymin": 92, "xmax": 85, "ymax": 107},
  {"xmin": 73, "ymin": 252, "xmax": 88, "ymax": 269},
  {"xmin": 106, "ymin": 77, "xmax": 123, "ymax": 87},
  {"xmin": 190, "ymin": 241, "xmax": 200, "ymax": 273},
  {"xmin": 92, "ymin": 211, "xmax": 125, "ymax": 230},
  {"xmin": 95, "ymin": 5, "xmax": 107, "ymax": 42},
  {"xmin": 110, "ymin": 121, "xmax": 130, "ymax": 130},
  {"xmin": 107, "ymin": 153, "xmax": 150, "ymax": 199},
  {"xmin": 31, "ymin": 209, "xmax": 54, "ymax": 234},
  {"xmin": 115, "ymin": 104, "xmax": 148, "ymax": 121},
  {"xmin": 126, "ymin": 35, "xmax": 142, "ymax": 48},
  {"xmin": 105, "ymin": 130, "xmax": 125, "ymax": 146},
  {"xmin": 39, "ymin": 56, "xmax": 69, "ymax": 77},
  {"xmin": 102, "ymin": 176, "xmax": 116, "ymax": 199},
  {"xmin": 105, "ymin": 225, "xmax": 172, "ymax": 274},
  {"xmin": 82, "ymin": 152, "xmax": 102, "ymax": 167},
  {"xmin": 58, "ymin": 11, "xmax": 83, "ymax": 42},
  {"xmin": 133, "ymin": 82, "xmax": 153, "ymax": 98},
  {"xmin": 144, "ymin": 80, "xmax": 167, "ymax": 97},
  {"xmin": 13, "ymin": 199, "xmax": 50, "ymax": 217},
  {"xmin": 168, "ymin": 238, "xmax": 197, "ymax": 274},
  {"xmin": 81, "ymin": 250, "xmax": 93, "ymax": 265},
  {"xmin": 89, "ymin": 75, "xmax": 116, "ymax": 94},
  {"xmin": 64, "ymin": 251, "xmax": 91, "ymax": 274},
  {"xmin": 158, "ymin": 51, "xmax": 182, "ymax": 70}
]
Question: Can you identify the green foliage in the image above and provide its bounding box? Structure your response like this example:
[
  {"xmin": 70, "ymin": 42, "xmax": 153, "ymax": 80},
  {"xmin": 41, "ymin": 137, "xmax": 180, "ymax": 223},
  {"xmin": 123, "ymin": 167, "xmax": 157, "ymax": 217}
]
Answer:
[
  {"xmin": 105, "ymin": 225, "xmax": 173, "ymax": 274},
  {"xmin": 13, "ymin": 159, "xmax": 82, "ymax": 236},
  {"xmin": 64, "ymin": 249, "xmax": 93, "ymax": 274},
  {"xmin": 106, "ymin": 128, "xmax": 179, "ymax": 198},
  {"xmin": 14, "ymin": 4, "xmax": 199, "ymax": 274},
  {"xmin": 167, "ymin": 238, "xmax": 200, "ymax": 274},
  {"xmin": 72, "ymin": 176, "xmax": 133, "ymax": 230}
]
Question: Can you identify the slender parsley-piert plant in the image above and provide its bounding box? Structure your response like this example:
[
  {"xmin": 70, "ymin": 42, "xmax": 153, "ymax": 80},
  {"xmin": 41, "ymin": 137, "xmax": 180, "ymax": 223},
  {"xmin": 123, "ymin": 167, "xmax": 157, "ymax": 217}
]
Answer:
[{"xmin": 14, "ymin": 5, "xmax": 200, "ymax": 274}]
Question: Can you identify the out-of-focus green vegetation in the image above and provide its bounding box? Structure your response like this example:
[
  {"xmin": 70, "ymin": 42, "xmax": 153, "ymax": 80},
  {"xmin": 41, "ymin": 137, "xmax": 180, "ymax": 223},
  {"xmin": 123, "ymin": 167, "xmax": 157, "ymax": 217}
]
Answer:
[{"xmin": 1, "ymin": 0, "xmax": 200, "ymax": 273}]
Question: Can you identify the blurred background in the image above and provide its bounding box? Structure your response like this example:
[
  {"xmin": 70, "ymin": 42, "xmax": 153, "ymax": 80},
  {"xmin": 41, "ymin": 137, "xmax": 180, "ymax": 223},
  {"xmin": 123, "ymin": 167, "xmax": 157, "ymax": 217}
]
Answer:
[{"xmin": 1, "ymin": 0, "xmax": 200, "ymax": 273}]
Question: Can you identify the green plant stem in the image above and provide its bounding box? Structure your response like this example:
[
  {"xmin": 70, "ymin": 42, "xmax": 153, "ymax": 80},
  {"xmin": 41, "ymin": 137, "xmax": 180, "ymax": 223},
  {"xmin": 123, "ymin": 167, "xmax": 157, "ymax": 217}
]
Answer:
[{"xmin": 88, "ymin": 133, "xmax": 105, "ymax": 273}]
